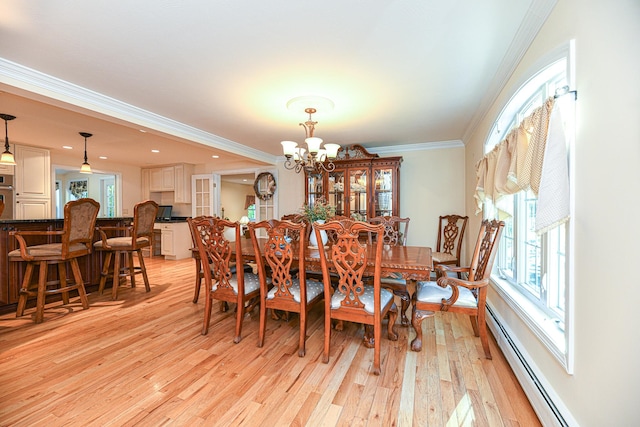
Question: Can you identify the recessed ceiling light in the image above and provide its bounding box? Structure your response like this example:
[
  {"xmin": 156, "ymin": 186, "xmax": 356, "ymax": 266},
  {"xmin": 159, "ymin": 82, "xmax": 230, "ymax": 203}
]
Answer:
[
  {"xmin": 243, "ymin": 179, "xmax": 248, "ymax": 182},
  {"xmin": 62, "ymin": 145, "xmax": 73, "ymax": 149},
  {"xmin": 99, "ymin": 156, "xmax": 108, "ymax": 160},
  {"xmin": 211, "ymin": 155, "xmax": 219, "ymax": 158},
  {"xmin": 151, "ymin": 149, "xmax": 160, "ymax": 153},
  {"xmin": 139, "ymin": 129, "xmax": 147, "ymax": 133}
]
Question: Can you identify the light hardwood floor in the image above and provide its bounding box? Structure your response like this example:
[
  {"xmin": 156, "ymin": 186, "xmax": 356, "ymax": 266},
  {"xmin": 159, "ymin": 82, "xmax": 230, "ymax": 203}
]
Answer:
[{"xmin": 0, "ymin": 257, "xmax": 541, "ymax": 426}]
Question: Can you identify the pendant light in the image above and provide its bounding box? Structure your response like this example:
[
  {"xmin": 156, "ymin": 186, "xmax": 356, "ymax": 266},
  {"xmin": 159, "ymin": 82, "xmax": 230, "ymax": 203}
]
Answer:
[
  {"xmin": 0, "ymin": 114, "xmax": 17, "ymax": 166},
  {"xmin": 79, "ymin": 132, "xmax": 93, "ymax": 174}
]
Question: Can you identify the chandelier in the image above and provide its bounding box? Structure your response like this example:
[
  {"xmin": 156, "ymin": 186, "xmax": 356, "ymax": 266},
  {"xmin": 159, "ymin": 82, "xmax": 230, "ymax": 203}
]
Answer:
[{"xmin": 281, "ymin": 103, "xmax": 340, "ymax": 174}]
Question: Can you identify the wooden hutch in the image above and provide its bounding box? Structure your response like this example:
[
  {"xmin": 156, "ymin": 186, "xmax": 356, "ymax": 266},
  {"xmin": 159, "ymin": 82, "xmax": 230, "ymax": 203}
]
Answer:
[{"xmin": 304, "ymin": 145, "xmax": 402, "ymax": 220}]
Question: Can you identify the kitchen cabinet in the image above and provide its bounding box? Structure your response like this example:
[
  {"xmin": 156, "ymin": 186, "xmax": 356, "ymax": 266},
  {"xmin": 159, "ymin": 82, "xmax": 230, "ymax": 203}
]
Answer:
[
  {"xmin": 173, "ymin": 163, "xmax": 194, "ymax": 203},
  {"xmin": 156, "ymin": 222, "xmax": 191, "ymax": 260},
  {"xmin": 14, "ymin": 145, "xmax": 51, "ymax": 219},
  {"xmin": 0, "ymin": 163, "xmax": 14, "ymax": 175},
  {"xmin": 143, "ymin": 164, "xmax": 193, "ymax": 203},
  {"xmin": 305, "ymin": 145, "xmax": 402, "ymax": 220},
  {"xmin": 141, "ymin": 168, "xmax": 150, "ymax": 201},
  {"xmin": 149, "ymin": 166, "xmax": 175, "ymax": 192}
]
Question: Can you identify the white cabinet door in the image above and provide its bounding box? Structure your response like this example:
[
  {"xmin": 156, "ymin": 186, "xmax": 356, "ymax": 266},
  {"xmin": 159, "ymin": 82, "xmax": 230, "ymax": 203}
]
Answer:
[
  {"xmin": 161, "ymin": 227, "xmax": 174, "ymax": 255},
  {"xmin": 174, "ymin": 164, "xmax": 193, "ymax": 203},
  {"xmin": 148, "ymin": 166, "xmax": 175, "ymax": 192},
  {"xmin": 15, "ymin": 199, "xmax": 50, "ymax": 219},
  {"xmin": 15, "ymin": 145, "xmax": 50, "ymax": 198},
  {"xmin": 159, "ymin": 222, "xmax": 191, "ymax": 260}
]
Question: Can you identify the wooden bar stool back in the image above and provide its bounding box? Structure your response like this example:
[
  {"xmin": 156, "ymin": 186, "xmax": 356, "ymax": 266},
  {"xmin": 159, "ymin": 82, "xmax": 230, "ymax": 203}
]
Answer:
[{"xmin": 9, "ymin": 198, "xmax": 100, "ymax": 323}]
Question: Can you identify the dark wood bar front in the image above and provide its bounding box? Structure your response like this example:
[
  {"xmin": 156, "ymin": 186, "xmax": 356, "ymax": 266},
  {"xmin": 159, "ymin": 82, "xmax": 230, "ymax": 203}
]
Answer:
[{"xmin": 0, "ymin": 217, "xmax": 133, "ymax": 310}]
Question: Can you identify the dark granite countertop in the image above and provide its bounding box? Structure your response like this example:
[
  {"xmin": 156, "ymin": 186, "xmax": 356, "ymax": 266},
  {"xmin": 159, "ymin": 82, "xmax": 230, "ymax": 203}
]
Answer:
[
  {"xmin": 0, "ymin": 216, "xmax": 134, "ymax": 224},
  {"xmin": 154, "ymin": 217, "xmax": 189, "ymax": 223}
]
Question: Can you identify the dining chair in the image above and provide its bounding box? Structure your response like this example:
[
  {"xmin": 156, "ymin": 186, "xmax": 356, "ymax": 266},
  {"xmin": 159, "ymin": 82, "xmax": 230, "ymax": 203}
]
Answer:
[
  {"xmin": 94, "ymin": 200, "xmax": 158, "ymax": 300},
  {"xmin": 411, "ymin": 219, "xmax": 504, "ymax": 358},
  {"xmin": 368, "ymin": 215, "xmax": 412, "ymax": 325},
  {"xmin": 314, "ymin": 219, "xmax": 398, "ymax": 375},
  {"xmin": 432, "ymin": 214, "xmax": 468, "ymax": 271},
  {"xmin": 189, "ymin": 216, "xmax": 260, "ymax": 343},
  {"xmin": 249, "ymin": 219, "xmax": 324, "ymax": 357},
  {"xmin": 188, "ymin": 215, "xmax": 210, "ymax": 303},
  {"xmin": 9, "ymin": 198, "xmax": 100, "ymax": 323}
]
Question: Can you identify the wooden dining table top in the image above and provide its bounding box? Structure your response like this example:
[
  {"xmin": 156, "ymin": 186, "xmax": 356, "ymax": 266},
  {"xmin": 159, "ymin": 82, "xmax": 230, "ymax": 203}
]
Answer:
[{"xmin": 236, "ymin": 237, "xmax": 433, "ymax": 281}]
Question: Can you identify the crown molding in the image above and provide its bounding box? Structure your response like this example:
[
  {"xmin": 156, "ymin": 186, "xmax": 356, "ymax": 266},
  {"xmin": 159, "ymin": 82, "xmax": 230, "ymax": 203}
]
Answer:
[
  {"xmin": 366, "ymin": 140, "xmax": 464, "ymax": 155},
  {"xmin": 0, "ymin": 57, "xmax": 277, "ymax": 165},
  {"xmin": 462, "ymin": 0, "xmax": 558, "ymax": 142}
]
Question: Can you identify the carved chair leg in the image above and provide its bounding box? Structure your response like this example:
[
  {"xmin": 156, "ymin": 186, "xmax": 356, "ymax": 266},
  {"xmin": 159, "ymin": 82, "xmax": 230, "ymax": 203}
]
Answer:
[
  {"xmin": 387, "ymin": 304, "xmax": 399, "ymax": 341},
  {"xmin": 469, "ymin": 314, "xmax": 480, "ymax": 337},
  {"xmin": 98, "ymin": 252, "xmax": 111, "ymax": 295},
  {"xmin": 394, "ymin": 288, "xmax": 410, "ymax": 326},
  {"xmin": 363, "ymin": 324, "xmax": 375, "ymax": 348},
  {"xmin": 127, "ymin": 251, "xmax": 136, "ymax": 288},
  {"xmin": 410, "ymin": 307, "xmax": 435, "ymax": 352}
]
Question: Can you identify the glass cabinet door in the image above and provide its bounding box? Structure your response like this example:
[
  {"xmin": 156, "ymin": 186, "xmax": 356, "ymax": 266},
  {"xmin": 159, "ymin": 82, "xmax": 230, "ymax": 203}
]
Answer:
[
  {"xmin": 327, "ymin": 170, "xmax": 345, "ymax": 216},
  {"xmin": 373, "ymin": 167, "xmax": 394, "ymax": 217},
  {"xmin": 306, "ymin": 173, "xmax": 324, "ymax": 207},
  {"xmin": 348, "ymin": 168, "xmax": 368, "ymax": 220}
]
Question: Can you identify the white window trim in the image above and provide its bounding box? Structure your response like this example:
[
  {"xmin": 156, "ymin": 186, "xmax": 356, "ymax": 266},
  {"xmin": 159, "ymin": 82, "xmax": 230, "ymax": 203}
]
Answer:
[{"xmin": 487, "ymin": 40, "xmax": 575, "ymax": 374}]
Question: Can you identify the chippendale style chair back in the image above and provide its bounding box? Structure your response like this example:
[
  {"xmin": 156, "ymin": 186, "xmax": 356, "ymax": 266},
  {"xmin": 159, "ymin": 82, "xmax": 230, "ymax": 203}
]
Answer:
[
  {"xmin": 432, "ymin": 214, "xmax": 468, "ymax": 269},
  {"xmin": 368, "ymin": 215, "xmax": 410, "ymax": 246},
  {"xmin": 9, "ymin": 198, "xmax": 100, "ymax": 323},
  {"xmin": 94, "ymin": 200, "xmax": 158, "ymax": 300},
  {"xmin": 315, "ymin": 219, "xmax": 398, "ymax": 375},
  {"xmin": 411, "ymin": 219, "xmax": 504, "ymax": 359},
  {"xmin": 189, "ymin": 216, "xmax": 261, "ymax": 343},
  {"xmin": 249, "ymin": 219, "xmax": 323, "ymax": 357}
]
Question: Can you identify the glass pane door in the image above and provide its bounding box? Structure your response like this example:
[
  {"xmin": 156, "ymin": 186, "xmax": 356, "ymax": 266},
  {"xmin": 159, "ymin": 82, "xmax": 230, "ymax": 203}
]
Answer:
[
  {"xmin": 374, "ymin": 167, "xmax": 393, "ymax": 217},
  {"xmin": 327, "ymin": 170, "xmax": 345, "ymax": 216},
  {"xmin": 349, "ymin": 168, "xmax": 368, "ymax": 220},
  {"xmin": 306, "ymin": 173, "xmax": 324, "ymax": 207}
]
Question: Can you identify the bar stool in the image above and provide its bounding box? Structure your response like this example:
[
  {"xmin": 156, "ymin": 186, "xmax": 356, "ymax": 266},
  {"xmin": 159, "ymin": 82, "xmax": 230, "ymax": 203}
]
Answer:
[
  {"xmin": 94, "ymin": 200, "xmax": 158, "ymax": 299},
  {"xmin": 9, "ymin": 198, "xmax": 100, "ymax": 323}
]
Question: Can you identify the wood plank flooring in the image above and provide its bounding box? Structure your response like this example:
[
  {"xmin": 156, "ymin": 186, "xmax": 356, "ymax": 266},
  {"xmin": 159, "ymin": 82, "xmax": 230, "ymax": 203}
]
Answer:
[{"xmin": 0, "ymin": 257, "xmax": 541, "ymax": 426}]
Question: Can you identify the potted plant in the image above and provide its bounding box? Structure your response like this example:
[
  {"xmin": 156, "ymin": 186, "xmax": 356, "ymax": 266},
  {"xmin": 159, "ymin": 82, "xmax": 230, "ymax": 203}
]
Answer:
[
  {"xmin": 300, "ymin": 199, "xmax": 335, "ymax": 223},
  {"xmin": 300, "ymin": 199, "xmax": 335, "ymax": 247}
]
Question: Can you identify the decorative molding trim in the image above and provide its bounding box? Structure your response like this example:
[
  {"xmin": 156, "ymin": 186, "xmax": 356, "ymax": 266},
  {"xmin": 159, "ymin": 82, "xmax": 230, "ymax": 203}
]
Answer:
[
  {"xmin": 462, "ymin": 0, "xmax": 558, "ymax": 142},
  {"xmin": 0, "ymin": 57, "xmax": 277, "ymax": 165},
  {"xmin": 486, "ymin": 303, "xmax": 578, "ymax": 427},
  {"xmin": 366, "ymin": 140, "xmax": 464, "ymax": 155}
]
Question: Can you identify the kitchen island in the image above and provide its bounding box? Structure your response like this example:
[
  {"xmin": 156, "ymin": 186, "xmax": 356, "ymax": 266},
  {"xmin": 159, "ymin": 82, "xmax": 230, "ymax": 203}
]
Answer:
[{"xmin": 0, "ymin": 217, "xmax": 133, "ymax": 312}]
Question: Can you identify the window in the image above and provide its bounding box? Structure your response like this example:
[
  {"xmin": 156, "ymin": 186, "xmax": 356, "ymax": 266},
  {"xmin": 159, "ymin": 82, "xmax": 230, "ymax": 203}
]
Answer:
[
  {"xmin": 247, "ymin": 204, "xmax": 256, "ymax": 221},
  {"xmin": 484, "ymin": 47, "xmax": 574, "ymax": 372}
]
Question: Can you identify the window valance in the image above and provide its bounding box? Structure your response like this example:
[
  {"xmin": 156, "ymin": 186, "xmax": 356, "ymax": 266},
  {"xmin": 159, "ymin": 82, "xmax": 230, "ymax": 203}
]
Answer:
[{"xmin": 474, "ymin": 96, "xmax": 571, "ymax": 233}]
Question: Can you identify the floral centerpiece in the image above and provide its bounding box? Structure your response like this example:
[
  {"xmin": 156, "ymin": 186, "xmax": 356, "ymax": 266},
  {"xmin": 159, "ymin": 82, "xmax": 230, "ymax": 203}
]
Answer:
[{"xmin": 299, "ymin": 199, "xmax": 336, "ymax": 223}]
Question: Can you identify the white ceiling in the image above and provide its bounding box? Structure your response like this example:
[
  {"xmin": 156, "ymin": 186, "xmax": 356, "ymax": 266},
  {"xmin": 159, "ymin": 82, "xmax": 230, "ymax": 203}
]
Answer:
[{"xmin": 0, "ymin": 0, "xmax": 554, "ymax": 169}]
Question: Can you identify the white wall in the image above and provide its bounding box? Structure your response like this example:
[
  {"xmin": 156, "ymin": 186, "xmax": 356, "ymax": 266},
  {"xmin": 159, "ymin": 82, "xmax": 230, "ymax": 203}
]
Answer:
[{"xmin": 464, "ymin": 1, "xmax": 640, "ymax": 425}]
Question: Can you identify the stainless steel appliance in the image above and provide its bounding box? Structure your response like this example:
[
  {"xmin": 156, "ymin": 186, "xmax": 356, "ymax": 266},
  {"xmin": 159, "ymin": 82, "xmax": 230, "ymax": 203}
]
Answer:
[{"xmin": 0, "ymin": 175, "xmax": 13, "ymax": 219}]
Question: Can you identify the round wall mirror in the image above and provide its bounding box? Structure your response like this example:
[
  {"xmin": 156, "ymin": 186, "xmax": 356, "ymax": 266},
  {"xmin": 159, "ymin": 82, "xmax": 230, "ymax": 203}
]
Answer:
[{"xmin": 254, "ymin": 172, "xmax": 276, "ymax": 200}]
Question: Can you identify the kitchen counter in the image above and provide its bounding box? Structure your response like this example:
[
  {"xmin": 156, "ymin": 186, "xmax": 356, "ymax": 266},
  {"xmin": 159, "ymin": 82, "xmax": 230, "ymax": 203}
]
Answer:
[
  {"xmin": 0, "ymin": 216, "xmax": 133, "ymax": 225},
  {"xmin": 0, "ymin": 217, "xmax": 134, "ymax": 312}
]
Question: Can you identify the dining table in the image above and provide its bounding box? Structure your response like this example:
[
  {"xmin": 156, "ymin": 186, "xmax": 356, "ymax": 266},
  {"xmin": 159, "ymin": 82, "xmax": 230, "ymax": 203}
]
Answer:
[{"xmin": 235, "ymin": 237, "xmax": 433, "ymax": 326}]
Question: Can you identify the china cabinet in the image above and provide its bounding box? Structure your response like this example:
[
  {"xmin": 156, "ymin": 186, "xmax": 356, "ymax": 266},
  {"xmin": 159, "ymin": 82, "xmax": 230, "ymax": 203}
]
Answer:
[{"xmin": 304, "ymin": 145, "xmax": 402, "ymax": 220}]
